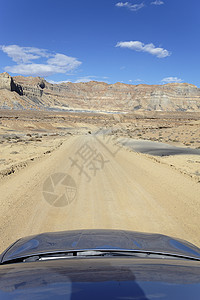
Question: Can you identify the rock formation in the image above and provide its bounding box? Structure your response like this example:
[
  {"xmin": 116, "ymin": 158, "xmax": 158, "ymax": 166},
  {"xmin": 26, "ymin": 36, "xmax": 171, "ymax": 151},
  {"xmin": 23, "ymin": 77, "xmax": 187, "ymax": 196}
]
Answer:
[
  {"xmin": 0, "ymin": 72, "xmax": 200, "ymax": 112},
  {"xmin": 0, "ymin": 72, "xmax": 23, "ymax": 95}
]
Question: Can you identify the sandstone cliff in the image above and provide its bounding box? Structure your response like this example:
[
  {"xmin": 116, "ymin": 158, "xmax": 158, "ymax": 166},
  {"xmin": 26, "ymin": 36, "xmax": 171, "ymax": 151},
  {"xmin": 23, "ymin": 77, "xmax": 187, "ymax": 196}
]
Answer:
[
  {"xmin": 0, "ymin": 72, "xmax": 200, "ymax": 112},
  {"xmin": 0, "ymin": 72, "xmax": 23, "ymax": 95}
]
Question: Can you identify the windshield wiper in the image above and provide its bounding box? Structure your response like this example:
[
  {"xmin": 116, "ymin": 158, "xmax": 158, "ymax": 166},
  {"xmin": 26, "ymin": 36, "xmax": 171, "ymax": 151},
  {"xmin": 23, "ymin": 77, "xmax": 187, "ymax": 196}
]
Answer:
[
  {"xmin": 20, "ymin": 249, "xmax": 200, "ymax": 263},
  {"xmin": 2, "ymin": 249, "xmax": 200, "ymax": 264}
]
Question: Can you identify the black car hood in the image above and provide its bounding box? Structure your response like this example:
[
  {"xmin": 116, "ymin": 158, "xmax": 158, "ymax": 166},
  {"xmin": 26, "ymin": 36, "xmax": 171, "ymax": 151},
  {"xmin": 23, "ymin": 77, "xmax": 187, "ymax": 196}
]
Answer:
[
  {"xmin": 1, "ymin": 229, "xmax": 200, "ymax": 263},
  {"xmin": 0, "ymin": 257, "xmax": 200, "ymax": 299}
]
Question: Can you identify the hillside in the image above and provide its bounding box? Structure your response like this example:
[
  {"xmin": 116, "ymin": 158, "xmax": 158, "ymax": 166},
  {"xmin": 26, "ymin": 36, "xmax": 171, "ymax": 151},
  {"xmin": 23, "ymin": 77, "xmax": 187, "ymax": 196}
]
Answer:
[{"xmin": 0, "ymin": 72, "xmax": 200, "ymax": 112}]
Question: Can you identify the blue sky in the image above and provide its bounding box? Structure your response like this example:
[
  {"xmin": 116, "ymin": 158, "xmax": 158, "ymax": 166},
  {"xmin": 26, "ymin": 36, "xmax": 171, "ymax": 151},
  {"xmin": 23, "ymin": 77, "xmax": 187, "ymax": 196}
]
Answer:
[{"xmin": 0, "ymin": 0, "xmax": 199, "ymax": 86}]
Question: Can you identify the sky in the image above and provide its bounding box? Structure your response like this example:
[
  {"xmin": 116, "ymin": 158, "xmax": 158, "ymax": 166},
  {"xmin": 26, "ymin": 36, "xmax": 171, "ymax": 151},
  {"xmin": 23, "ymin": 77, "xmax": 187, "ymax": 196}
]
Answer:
[{"xmin": 0, "ymin": 0, "xmax": 199, "ymax": 86}]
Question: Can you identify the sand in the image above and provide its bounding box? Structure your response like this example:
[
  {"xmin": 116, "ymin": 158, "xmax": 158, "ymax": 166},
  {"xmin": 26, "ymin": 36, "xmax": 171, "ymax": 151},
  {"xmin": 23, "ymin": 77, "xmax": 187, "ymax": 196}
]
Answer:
[{"xmin": 0, "ymin": 109, "xmax": 199, "ymax": 252}]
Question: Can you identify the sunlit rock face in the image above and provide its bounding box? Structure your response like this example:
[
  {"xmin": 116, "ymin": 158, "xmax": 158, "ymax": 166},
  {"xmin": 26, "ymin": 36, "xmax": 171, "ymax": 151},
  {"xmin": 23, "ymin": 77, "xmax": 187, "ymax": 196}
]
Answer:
[
  {"xmin": 0, "ymin": 72, "xmax": 23, "ymax": 95},
  {"xmin": 1, "ymin": 72, "xmax": 200, "ymax": 111},
  {"xmin": 0, "ymin": 72, "xmax": 12, "ymax": 90}
]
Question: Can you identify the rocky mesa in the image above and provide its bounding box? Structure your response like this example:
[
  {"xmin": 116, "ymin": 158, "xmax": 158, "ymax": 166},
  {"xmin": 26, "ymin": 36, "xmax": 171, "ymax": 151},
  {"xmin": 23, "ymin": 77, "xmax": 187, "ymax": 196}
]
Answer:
[{"xmin": 0, "ymin": 72, "xmax": 200, "ymax": 112}]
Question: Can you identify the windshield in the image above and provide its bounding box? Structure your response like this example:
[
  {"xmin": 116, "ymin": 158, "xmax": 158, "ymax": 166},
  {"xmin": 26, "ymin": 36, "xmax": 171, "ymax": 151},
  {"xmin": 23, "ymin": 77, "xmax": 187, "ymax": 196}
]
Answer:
[{"xmin": 0, "ymin": 0, "xmax": 200, "ymax": 259}]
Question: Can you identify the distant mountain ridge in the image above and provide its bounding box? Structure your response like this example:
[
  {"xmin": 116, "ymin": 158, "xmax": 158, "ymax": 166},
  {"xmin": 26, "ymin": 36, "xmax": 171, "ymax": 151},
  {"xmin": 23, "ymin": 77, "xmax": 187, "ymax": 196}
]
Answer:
[{"xmin": 0, "ymin": 72, "xmax": 200, "ymax": 112}]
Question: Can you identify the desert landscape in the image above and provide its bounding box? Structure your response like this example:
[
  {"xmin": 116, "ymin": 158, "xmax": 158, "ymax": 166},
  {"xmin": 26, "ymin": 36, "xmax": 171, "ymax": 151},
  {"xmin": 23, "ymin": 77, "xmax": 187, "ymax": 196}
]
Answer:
[{"xmin": 0, "ymin": 72, "xmax": 200, "ymax": 253}]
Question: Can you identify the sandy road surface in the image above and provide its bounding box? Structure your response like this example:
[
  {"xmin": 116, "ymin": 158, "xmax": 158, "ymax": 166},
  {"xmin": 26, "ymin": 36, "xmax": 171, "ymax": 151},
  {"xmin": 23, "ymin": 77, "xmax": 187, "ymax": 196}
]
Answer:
[{"xmin": 0, "ymin": 134, "xmax": 200, "ymax": 252}]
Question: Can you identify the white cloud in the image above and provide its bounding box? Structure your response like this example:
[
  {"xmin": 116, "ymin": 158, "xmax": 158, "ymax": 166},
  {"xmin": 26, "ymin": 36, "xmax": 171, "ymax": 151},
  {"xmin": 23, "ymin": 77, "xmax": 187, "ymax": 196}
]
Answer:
[
  {"xmin": 5, "ymin": 64, "xmax": 56, "ymax": 77},
  {"xmin": 47, "ymin": 53, "xmax": 80, "ymax": 69},
  {"xmin": 0, "ymin": 45, "xmax": 49, "ymax": 63},
  {"xmin": 47, "ymin": 76, "xmax": 109, "ymax": 84},
  {"xmin": 0, "ymin": 45, "xmax": 82, "ymax": 77},
  {"xmin": 151, "ymin": 0, "xmax": 164, "ymax": 5},
  {"xmin": 74, "ymin": 77, "xmax": 93, "ymax": 83},
  {"xmin": 116, "ymin": 2, "xmax": 144, "ymax": 11},
  {"xmin": 73, "ymin": 75, "xmax": 109, "ymax": 83},
  {"xmin": 161, "ymin": 77, "xmax": 183, "ymax": 83},
  {"xmin": 116, "ymin": 40, "xmax": 171, "ymax": 58},
  {"xmin": 134, "ymin": 78, "xmax": 143, "ymax": 82},
  {"xmin": 46, "ymin": 79, "xmax": 71, "ymax": 84}
]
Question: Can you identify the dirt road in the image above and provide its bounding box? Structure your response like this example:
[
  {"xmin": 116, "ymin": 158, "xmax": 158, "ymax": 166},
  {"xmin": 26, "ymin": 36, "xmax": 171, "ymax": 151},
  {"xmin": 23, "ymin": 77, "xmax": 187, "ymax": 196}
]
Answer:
[{"xmin": 0, "ymin": 133, "xmax": 200, "ymax": 252}]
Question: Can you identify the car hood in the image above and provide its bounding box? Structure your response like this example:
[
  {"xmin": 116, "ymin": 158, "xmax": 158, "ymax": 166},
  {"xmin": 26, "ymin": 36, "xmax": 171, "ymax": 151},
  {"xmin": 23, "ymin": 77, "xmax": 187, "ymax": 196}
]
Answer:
[
  {"xmin": 1, "ymin": 229, "xmax": 200, "ymax": 263},
  {"xmin": 0, "ymin": 257, "xmax": 200, "ymax": 299}
]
